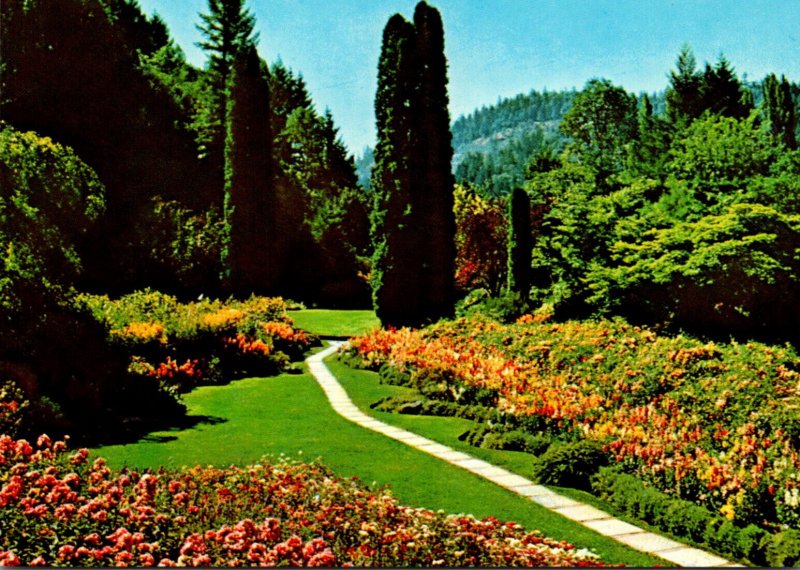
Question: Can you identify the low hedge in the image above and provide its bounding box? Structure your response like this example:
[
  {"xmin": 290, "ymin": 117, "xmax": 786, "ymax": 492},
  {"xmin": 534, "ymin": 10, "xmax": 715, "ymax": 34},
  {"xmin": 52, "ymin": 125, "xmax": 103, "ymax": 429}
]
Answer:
[{"xmin": 588, "ymin": 467, "xmax": 800, "ymax": 565}]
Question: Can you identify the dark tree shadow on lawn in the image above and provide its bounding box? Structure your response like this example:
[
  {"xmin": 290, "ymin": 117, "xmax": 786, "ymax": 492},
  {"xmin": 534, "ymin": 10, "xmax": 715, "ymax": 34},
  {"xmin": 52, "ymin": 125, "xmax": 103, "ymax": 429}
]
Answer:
[{"xmin": 86, "ymin": 414, "xmax": 228, "ymax": 446}]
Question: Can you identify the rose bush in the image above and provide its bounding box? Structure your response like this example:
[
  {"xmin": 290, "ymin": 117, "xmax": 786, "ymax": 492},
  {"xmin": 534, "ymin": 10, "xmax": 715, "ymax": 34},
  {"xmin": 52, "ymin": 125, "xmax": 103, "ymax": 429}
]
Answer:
[{"xmin": 0, "ymin": 434, "xmax": 605, "ymax": 567}]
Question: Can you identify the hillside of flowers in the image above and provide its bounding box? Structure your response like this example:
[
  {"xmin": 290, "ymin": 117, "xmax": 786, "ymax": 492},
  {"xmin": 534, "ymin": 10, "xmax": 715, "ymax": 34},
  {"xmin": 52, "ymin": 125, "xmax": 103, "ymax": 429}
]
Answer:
[
  {"xmin": 345, "ymin": 315, "xmax": 800, "ymax": 532},
  {"xmin": 80, "ymin": 290, "xmax": 317, "ymax": 393},
  {"xmin": 0, "ymin": 434, "xmax": 605, "ymax": 568}
]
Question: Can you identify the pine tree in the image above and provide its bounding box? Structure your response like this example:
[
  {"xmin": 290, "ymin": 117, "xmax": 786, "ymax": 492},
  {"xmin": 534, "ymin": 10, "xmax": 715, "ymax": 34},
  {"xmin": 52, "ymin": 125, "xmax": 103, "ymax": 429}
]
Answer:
[
  {"xmin": 222, "ymin": 44, "xmax": 275, "ymax": 294},
  {"xmin": 196, "ymin": 0, "xmax": 259, "ymax": 194},
  {"xmin": 196, "ymin": 0, "xmax": 257, "ymax": 85},
  {"xmin": 700, "ymin": 55, "xmax": 752, "ymax": 119},
  {"xmin": 763, "ymin": 73, "xmax": 798, "ymax": 149},
  {"xmin": 666, "ymin": 44, "xmax": 703, "ymax": 125},
  {"xmin": 413, "ymin": 1, "xmax": 456, "ymax": 322},
  {"xmin": 506, "ymin": 187, "xmax": 532, "ymax": 298}
]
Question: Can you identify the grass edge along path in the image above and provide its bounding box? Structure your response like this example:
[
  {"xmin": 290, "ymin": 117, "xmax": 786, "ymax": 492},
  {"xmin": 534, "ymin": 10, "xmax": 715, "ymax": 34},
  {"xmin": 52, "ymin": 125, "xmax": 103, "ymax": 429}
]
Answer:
[
  {"xmin": 321, "ymin": 346, "xmax": 740, "ymax": 568},
  {"xmin": 92, "ymin": 345, "xmax": 662, "ymax": 567}
]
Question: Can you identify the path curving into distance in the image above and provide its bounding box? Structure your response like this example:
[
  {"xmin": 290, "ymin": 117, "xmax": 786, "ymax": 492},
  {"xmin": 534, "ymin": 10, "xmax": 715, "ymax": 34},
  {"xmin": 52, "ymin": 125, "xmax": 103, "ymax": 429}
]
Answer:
[{"xmin": 307, "ymin": 342, "xmax": 740, "ymax": 568}]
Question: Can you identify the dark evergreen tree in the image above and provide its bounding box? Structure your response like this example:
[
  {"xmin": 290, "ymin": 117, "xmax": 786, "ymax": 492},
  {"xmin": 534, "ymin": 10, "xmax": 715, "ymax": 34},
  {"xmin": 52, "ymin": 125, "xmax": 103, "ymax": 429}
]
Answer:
[
  {"xmin": 506, "ymin": 187, "xmax": 532, "ymax": 298},
  {"xmin": 1, "ymin": 0, "xmax": 208, "ymax": 291},
  {"xmin": 371, "ymin": 2, "xmax": 456, "ymax": 327},
  {"xmin": 413, "ymin": 1, "xmax": 456, "ymax": 322},
  {"xmin": 700, "ymin": 55, "xmax": 752, "ymax": 119},
  {"xmin": 103, "ymin": 0, "xmax": 170, "ymax": 56},
  {"xmin": 666, "ymin": 44, "xmax": 703, "ymax": 125},
  {"xmin": 196, "ymin": 0, "xmax": 259, "ymax": 198},
  {"xmin": 763, "ymin": 73, "xmax": 798, "ymax": 149},
  {"xmin": 196, "ymin": 0, "xmax": 257, "ymax": 85},
  {"xmin": 370, "ymin": 13, "xmax": 421, "ymax": 326},
  {"xmin": 222, "ymin": 44, "xmax": 275, "ymax": 294}
]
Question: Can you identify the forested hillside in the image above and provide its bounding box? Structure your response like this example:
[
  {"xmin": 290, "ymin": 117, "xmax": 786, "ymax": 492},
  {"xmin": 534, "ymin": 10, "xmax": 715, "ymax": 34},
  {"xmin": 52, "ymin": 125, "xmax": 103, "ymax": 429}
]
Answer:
[{"xmin": 1, "ymin": 0, "xmax": 369, "ymax": 304}]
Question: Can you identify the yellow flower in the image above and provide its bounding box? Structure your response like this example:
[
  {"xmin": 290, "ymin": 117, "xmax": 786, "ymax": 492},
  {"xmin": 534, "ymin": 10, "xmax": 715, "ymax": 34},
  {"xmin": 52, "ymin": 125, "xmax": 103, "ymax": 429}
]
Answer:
[
  {"xmin": 720, "ymin": 503, "xmax": 736, "ymax": 520},
  {"xmin": 200, "ymin": 308, "xmax": 244, "ymax": 330},
  {"xmin": 116, "ymin": 321, "xmax": 166, "ymax": 344}
]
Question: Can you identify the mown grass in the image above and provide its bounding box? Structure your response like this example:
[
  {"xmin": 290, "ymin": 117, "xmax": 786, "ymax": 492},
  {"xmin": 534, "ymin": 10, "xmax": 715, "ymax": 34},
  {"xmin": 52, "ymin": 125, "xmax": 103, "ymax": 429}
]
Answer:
[
  {"xmin": 91, "ymin": 346, "xmax": 663, "ymax": 567},
  {"xmin": 289, "ymin": 309, "xmax": 378, "ymax": 338},
  {"xmin": 325, "ymin": 355, "xmax": 675, "ymax": 566}
]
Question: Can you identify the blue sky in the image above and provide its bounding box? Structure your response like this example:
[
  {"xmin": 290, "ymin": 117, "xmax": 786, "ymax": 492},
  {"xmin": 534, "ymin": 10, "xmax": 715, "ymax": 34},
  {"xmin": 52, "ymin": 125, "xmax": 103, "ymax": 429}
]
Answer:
[{"xmin": 137, "ymin": 0, "xmax": 800, "ymax": 155}]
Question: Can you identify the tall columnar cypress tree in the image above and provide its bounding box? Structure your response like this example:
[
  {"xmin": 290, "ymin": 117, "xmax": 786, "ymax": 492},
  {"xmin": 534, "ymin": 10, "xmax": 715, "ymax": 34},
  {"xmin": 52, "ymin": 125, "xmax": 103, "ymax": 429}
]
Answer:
[
  {"xmin": 370, "ymin": 14, "xmax": 422, "ymax": 327},
  {"xmin": 371, "ymin": 2, "xmax": 456, "ymax": 328},
  {"xmin": 414, "ymin": 1, "xmax": 456, "ymax": 322},
  {"xmin": 763, "ymin": 73, "xmax": 798, "ymax": 149},
  {"xmin": 506, "ymin": 187, "xmax": 532, "ymax": 298},
  {"xmin": 222, "ymin": 44, "xmax": 275, "ymax": 294}
]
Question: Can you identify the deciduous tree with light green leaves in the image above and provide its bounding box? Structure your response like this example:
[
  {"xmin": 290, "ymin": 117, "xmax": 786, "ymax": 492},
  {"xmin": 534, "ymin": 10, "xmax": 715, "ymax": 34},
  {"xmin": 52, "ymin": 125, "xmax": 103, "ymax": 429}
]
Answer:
[
  {"xmin": 588, "ymin": 203, "xmax": 800, "ymax": 340},
  {"xmin": 560, "ymin": 78, "xmax": 637, "ymax": 186}
]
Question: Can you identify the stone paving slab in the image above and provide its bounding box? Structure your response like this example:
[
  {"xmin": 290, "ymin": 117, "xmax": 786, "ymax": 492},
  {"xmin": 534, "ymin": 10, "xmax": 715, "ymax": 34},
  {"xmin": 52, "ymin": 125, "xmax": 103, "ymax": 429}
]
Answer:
[
  {"xmin": 450, "ymin": 457, "xmax": 495, "ymax": 471},
  {"xmin": 656, "ymin": 547, "xmax": 732, "ymax": 567},
  {"xmin": 613, "ymin": 532, "xmax": 686, "ymax": 553},
  {"xmin": 583, "ymin": 518, "xmax": 647, "ymax": 536},
  {"xmin": 508, "ymin": 484, "xmax": 554, "ymax": 498},
  {"xmin": 473, "ymin": 466, "xmax": 512, "ymax": 479},
  {"xmin": 435, "ymin": 450, "xmax": 474, "ymax": 462},
  {"xmin": 552, "ymin": 504, "xmax": 613, "ymax": 523},
  {"xmin": 531, "ymin": 493, "xmax": 583, "ymax": 510},
  {"xmin": 308, "ymin": 341, "xmax": 736, "ymax": 567},
  {"xmin": 492, "ymin": 473, "xmax": 537, "ymax": 488},
  {"xmin": 415, "ymin": 443, "xmax": 455, "ymax": 456}
]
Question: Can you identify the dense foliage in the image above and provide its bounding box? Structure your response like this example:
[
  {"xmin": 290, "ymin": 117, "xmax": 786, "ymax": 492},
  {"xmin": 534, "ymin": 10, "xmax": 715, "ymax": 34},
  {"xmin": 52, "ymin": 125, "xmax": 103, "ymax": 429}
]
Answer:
[
  {"xmin": 371, "ymin": 1, "xmax": 456, "ymax": 327},
  {"xmin": 0, "ymin": 124, "xmax": 169, "ymax": 443},
  {"xmin": 0, "ymin": 435, "xmax": 606, "ymax": 567},
  {"xmin": 521, "ymin": 48, "xmax": 800, "ymax": 341},
  {"xmin": 0, "ymin": 0, "xmax": 368, "ymax": 305}
]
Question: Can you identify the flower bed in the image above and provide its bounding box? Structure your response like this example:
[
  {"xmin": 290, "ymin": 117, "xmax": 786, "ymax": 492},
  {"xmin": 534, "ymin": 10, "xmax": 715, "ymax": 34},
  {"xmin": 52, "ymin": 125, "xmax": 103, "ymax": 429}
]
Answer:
[
  {"xmin": 345, "ymin": 316, "xmax": 800, "ymax": 531},
  {"xmin": 0, "ymin": 434, "xmax": 605, "ymax": 567},
  {"xmin": 79, "ymin": 290, "xmax": 318, "ymax": 392}
]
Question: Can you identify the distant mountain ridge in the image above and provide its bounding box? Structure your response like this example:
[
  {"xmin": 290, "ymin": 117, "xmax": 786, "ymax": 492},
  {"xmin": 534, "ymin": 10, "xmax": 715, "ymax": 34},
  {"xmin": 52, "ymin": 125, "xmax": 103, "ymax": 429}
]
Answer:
[{"xmin": 355, "ymin": 85, "xmax": 670, "ymax": 194}]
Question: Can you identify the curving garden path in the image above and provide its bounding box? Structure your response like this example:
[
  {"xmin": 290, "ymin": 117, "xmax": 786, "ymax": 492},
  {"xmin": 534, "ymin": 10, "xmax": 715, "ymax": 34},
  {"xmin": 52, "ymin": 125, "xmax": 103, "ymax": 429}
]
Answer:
[{"xmin": 308, "ymin": 342, "xmax": 740, "ymax": 568}]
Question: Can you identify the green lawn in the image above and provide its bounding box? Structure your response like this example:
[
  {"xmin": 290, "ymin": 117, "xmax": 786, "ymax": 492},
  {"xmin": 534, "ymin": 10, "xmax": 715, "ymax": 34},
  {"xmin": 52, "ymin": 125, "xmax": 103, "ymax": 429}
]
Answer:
[
  {"xmin": 289, "ymin": 309, "xmax": 378, "ymax": 337},
  {"xmin": 92, "ymin": 347, "xmax": 664, "ymax": 567}
]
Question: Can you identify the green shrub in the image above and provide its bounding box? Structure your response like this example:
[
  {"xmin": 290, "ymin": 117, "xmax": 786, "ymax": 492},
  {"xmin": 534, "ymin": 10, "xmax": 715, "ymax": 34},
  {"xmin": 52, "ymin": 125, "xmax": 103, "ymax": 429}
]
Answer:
[
  {"xmin": 736, "ymin": 524, "xmax": 767, "ymax": 566},
  {"xmin": 379, "ymin": 363, "xmax": 411, "ymax": 386},
  {"xmin": 591, "ymin": 466, "xmax": 776, "ymax": 565},
  {"xmin": 456, "ymin": 385, "xmax": 499, "ymax": 407},
  {"xmin": 479, "ymin": 432, "xmax": 504, "ymax": 450},
  {"xmin": 763, "ymin": 529, "xmax": 800, "ymax": 567},
  {"xmin": 531, "ymin": 440, "xmax": 608, "ymax": 489},
  {"xmin": 458, "ymin": 291, "xmax": 529, "ymax": 323}
]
